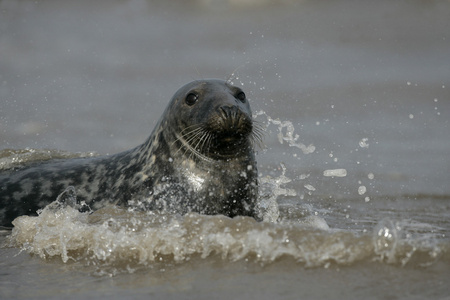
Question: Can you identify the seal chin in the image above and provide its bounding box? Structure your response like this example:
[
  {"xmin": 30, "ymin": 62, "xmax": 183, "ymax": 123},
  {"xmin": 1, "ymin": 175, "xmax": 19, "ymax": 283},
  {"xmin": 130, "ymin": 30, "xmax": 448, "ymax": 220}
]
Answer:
[{"xmin": 208, "ymin": 139, "xmax": 251, "ymax": 160}]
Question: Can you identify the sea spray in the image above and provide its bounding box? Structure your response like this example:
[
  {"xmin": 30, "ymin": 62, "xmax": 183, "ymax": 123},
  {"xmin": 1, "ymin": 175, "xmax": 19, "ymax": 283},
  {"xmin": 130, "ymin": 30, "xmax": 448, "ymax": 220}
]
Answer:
[{"xmin": 253, "ymin": 110, "xmax": 315, "ymax": 154}]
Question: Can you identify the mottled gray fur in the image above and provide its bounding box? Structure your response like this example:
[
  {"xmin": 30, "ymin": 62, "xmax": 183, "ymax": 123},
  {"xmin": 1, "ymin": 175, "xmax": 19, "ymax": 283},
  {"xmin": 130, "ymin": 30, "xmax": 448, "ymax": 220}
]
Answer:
[{"xmin": 0, "ymin": 79, "xmax": 260, "ymax": 227}]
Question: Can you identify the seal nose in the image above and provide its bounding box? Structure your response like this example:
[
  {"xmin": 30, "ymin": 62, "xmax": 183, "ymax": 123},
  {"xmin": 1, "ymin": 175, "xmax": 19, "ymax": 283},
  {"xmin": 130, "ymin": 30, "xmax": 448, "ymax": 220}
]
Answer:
[
  {"xmin": 213, "ymin": 104, "xmax": 252, "ymax": 136},
  {"xmin": 219, "ymin": 105, "xmax": 239, "ymax": 119}
]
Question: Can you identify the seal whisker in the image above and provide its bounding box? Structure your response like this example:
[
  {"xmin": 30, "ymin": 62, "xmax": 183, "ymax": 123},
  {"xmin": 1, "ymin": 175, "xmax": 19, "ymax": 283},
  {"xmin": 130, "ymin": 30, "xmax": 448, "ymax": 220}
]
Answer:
[
  {"xmin": 175, "ymin": 125, "xmax": 203, "ymax": 143},
  {"xmin": 183, "ymin": 127, "xmax": 208, "ymax": 148},
  {"xmin": 250, "ymin": 120, "xmax": 266, "ymax": 150},
  {"xmin": 225, "ymin": 63, "xmax": 249, "ymax": 84},
  {"xmin": 170, "ymin": 125, "xmax": 204, "ymax": 154},
  {"xmin": 205, "ymin": 132, "xmax": 214, "ymax": 157},
  {"xmin": 189, "ymin": 128, "xmax": 214, "ymax": 162},
  {"xmin": 179, "ymin": 123, "xmax": 203, "ymax": 135},
  {"xmin": 192, "ymin": 129, "xmax": 208, "ymax": 153},
  {"xmin": 198, "ymin": 130, "xmax": 212, "ymax": 155},
  {"xmin": 174, "ymin": 126, "xmax": 213, "ymax": 163},
  {"xmin": 195, "ymin": 129, "xmax": 210, "ymax": 150}
]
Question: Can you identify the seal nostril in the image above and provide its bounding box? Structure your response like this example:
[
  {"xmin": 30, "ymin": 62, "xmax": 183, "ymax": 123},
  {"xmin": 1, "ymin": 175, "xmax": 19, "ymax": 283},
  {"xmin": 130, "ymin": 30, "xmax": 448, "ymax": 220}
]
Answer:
[
  {"xmin": 219, "ymin": 106, "xmax": 230, "ymax": 118},
  {"xmin": 219, "ymin": 106, "xmax": 239, "ymax": 119}
]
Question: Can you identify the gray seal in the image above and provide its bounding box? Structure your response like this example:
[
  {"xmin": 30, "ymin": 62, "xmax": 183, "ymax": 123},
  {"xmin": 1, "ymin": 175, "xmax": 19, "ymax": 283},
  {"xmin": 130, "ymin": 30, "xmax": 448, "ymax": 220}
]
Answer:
[{"xmin": 0, "ymin": 79, "xmax": 262, "ymax": 227}]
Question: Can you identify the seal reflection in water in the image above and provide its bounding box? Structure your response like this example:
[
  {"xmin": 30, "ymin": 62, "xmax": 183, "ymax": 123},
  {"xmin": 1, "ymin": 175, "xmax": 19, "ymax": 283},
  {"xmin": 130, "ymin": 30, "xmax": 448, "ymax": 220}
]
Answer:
[{"xmin": 0, "ymin": 79, "xmax": 263, "ymax": 227}]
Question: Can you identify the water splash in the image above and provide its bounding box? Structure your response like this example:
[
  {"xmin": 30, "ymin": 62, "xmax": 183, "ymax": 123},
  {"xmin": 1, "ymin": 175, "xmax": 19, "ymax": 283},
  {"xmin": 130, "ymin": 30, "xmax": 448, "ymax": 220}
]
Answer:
[
  {"xmin": 373, "ymin": 218, "xmax": 398, "ymax": 263},
  {"xmin": 253, "ymin": 110, "xmax": 315, "ymax": 154},
  {"xmin": 7, "ymin": 202, "xmax": 365, "ymax": 270},
  {"xmin": 372, "ymin": 218, "xmax": 446, "ymax": 266},
  {"xmin": 6, "ymin": 193, "xmax": 447, "ymax": 274},
  {"xmin": 258, "ymin": 163, "xmax": 296, "ymax": 222},
  {"xmin": 41, "ymin": 186, "xmax": 92, "ymax": 214}
]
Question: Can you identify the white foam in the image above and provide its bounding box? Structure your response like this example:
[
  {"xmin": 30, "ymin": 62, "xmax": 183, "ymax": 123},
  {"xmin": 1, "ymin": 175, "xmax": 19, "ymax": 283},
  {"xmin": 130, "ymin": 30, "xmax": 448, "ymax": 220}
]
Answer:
[{"xmin": 7, "ymin": 202, "xmax": 446, "ymax": 274}]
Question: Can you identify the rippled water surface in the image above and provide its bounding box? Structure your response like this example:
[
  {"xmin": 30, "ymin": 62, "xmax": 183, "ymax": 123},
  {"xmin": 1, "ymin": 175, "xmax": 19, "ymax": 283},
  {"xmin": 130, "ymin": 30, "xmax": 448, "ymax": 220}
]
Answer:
[{"xmin": 1, "ymin": 0, "xmax": 450, "ymax": 299}]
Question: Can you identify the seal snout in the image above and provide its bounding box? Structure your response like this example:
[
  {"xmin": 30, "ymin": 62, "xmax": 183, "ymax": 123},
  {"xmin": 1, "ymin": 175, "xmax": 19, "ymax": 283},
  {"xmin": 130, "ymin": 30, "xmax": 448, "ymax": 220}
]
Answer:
[
  {"xmin": 218, "ymin": 105, "xmax": 239, "ymax": 120},
  {"xmin": 215, "ymin": 105, "xmax": 252, "ymax": 135}
]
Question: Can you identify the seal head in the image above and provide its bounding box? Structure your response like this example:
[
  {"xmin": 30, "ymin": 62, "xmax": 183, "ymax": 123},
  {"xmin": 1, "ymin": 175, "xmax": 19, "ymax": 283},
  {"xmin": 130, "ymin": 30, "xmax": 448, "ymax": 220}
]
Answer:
[{"xmin": 143, "ymin": 79, "xmax": 259, "ymax": 218}]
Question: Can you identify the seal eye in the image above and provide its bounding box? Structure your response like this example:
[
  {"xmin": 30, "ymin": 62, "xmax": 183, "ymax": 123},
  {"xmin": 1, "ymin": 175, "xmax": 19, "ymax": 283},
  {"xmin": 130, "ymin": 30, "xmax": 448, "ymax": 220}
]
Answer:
[
  {"xmin": 236, "ymin": 91, "xmax": 246, "ymax": 103},
  {"xmin": 185, "ymin": 93, "xmax": 199, "ymax": 106}
]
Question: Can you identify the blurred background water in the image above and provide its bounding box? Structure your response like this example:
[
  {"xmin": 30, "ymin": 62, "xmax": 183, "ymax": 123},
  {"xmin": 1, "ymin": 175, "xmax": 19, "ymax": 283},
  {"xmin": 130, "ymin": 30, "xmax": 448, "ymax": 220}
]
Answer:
[{"xmin": 1, "ymin": 0, "xmax": 449, "ymax": 299}]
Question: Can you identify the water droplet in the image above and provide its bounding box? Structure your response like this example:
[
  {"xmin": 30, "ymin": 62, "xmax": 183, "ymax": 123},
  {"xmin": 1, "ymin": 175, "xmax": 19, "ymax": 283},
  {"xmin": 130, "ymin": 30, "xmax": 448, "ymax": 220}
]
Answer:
[
  {"xmin": 359, "ymin": 138, "xmax": 369, "ymax": 148},
  {"xmin": 358, "ymin": 186, "xmax": 367, "ymax": 195},
  {"xmin": 323, "ymin": 169, "xmax": 347, "ymax": 177}
]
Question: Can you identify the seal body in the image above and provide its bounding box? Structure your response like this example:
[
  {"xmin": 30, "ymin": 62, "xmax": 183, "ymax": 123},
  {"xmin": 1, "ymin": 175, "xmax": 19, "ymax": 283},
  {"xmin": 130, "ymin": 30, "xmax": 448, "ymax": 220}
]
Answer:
[{"xmin": 0, "ymin": 79, "xmax": 260, "ymax": 227}]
